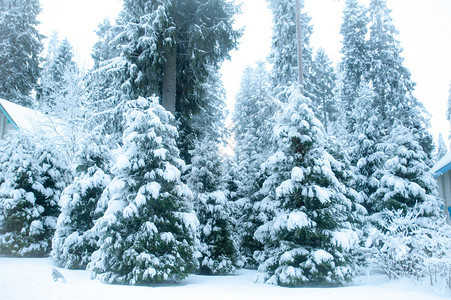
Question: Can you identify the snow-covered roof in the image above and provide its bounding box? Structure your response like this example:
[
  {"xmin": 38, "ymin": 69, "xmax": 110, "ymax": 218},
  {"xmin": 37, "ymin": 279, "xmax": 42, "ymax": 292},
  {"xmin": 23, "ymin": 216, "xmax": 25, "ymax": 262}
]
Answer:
[
  {"xmin": 431, "ymin": 150, "xmax": 451, "ymax": 178},
  {"xmin": 0, "ymin": 98, "xmax": 71, "ymax": 139}
]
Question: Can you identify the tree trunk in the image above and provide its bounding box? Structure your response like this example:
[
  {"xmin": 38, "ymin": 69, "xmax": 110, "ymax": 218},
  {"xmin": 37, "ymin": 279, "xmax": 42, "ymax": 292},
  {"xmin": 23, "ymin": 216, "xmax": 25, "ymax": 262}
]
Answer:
[
  {"xmin": 295, "ymin": 0, "xmax": 303, "ymax": 91},
  {"xmin": 162, "ymin": 50, "xmax": 177, "ymax": 115}
]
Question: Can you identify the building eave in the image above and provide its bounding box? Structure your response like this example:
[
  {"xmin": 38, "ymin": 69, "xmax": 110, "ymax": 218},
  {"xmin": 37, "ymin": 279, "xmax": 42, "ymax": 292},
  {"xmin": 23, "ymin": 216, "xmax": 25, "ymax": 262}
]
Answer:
[
  {"xmin": 0, "ymin": 101, "xmax": 19, "ymax": 130},
  {"xmin": 433, "ymin": 163, "xmax": 451, "ymax": 178}
]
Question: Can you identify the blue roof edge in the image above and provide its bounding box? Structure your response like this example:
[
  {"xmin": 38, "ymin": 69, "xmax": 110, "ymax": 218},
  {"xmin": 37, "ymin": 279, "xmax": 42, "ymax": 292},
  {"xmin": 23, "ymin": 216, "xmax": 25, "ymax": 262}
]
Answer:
[
  {"xmin": 0, "ymin": 101, "xmax": 19, "ymax": 129},
  {"xmin": 433, "ymin": 162, "xmax": 451, "ymax": 178}
]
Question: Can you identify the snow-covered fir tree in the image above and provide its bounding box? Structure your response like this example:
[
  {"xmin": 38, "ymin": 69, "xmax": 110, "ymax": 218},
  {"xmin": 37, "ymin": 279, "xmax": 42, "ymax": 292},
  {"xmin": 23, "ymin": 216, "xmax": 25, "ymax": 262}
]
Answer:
[
  {"xmin": 370, "ymin": 123, "xmax": 439, "ymax": 214},
  {"xmin": 233, "ymin": 62, "xmax": 276, "ymax": 200},
  {"xmin": 88, "ymin": 97, "xmax": 198, "ymax": 285},
  {"xmin": 310, "ymin": 48, "xmax": 338, "ymax": 132},
  {"xmin": 339, "ymin": 0, "xmax": 370, "ymax": 131},
  {"xmin": 86, "ymin": 23, "xmax": 127, "ymax": 138},
  {"xmin": 365, "ymin": 124, "xmax": 447, "ymax": 279},
  {"xmin": 179, "ymin": 67, "xmax": 229, "ymax": 165},
  {"xmin": 435, "ymin": 133, "xmax": 448, "ymax": 163},
  {"xmin": 38, "ymin": 38, "xmax": 78, "ymax": 108},
  {"xmin": 91, "ymin": 19, "xmax": 120, "ymax": 70},
  {"xmin": 347, "ymin": 0, "xmax": 434, "ymax": 213},
  {"xmin": 0, "ymin": 133, "xmax": 67, "ymax": 257},
  {"xmin": 86, "ymin": 18, "xmax": 124, "ymax": 136},
  {"xmin": 232, "ymin": 62, "xmax": 279, "ymax": 267},
  {"xmin": 253, "ymin": 87, "xmax": 359, "ymax": 287},
  {"xmin": 51, "ymin": 133, "xmax": 112, "ymax": 269},
  {"xmin": 221, "ymin": 156, "xmax": 243, "ymax": 205},
  {"xmin": 47, "ymin": 39, "xmax": 77, "ymax": 87},
  {"xmin": 350, "ymin": 82, "xmax": 387, "ymax": 213},
  {"xmin": 366, "ymin": 0, "xmax": 433, "ymax": 156},
  {"xmin": 187, "ymin": 138, "xmax": 240, "ymax": 275},
  {"xmin": 0, "ymin": 0, "xmax": 43, "ymax": 106}
]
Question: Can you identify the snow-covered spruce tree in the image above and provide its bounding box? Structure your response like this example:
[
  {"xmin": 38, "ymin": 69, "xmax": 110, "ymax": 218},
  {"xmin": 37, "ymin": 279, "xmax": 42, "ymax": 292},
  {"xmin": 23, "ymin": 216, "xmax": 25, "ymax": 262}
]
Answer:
[
  {"xmin": 91, "ymin": 19, "xmax": 121, "ymax": 70},
  {"xmin": 89, "ymin": 97, "xmax": 198, "ymax": 285},
  {"xmin": 367, "ymin": 0, "xmax": 433, "ymax": 157},
  {"xmin": 86, "ymin": 24, "xmax": 127, "ymax": 139},
  {"xmin": 179, "ymin": 67, "xmax": 229, "ymax": 164},
  {"xmin": 38, "ymin": 38, "xmax": 78, "ymax": 108},
  {"xmin": 187, "ymin": 138, "xmax": 240, "ymax": 275},
  {"xmin": 86, "ymin": 18, "xmax": 125, "ymax": 136},
  {"xmin": 339, "ymin": 0, "xmax": 370, "ymax": 131},
  {"xmin": 254, "ymin": 87, "xmax": 358, "ymax": 287},
  {"xmin": 233, "ymin": 62, "xmax": 277, "ymax": 199},
  {"xmin": 0, "ymin": 0, "xmax": 43, "ymax": 106},
  {"xmin": 364, "ymin": 123, "xmax": 447, "ymax": 280},
  {"xmin": 371, "ymin": 123, "xmax": 440, "ymax": 215},
  {"xmin": 51, "ymin": 133, "xmax": 112, "ymax": 269},
  {"xmin": 107, "ymin": 0, "xmax": 240, "ymax": 162},
  {"xmin": 350, "ymin": 82, "xmax": 388, "ymax": 213},
  {"xmin": 350, "ymin": 0, "xmax": 434, "ymax": 212},
  {"xmin": 435, "ymin": 133, "xmax": 448, "ymax": 163},
  {"xmin": 222, "ymin": 157, "xmax": 243, "ymax": 204},
  {"xmin": 232, "ymin": 62, "xmax": 279, "ymax": 267},
  {"xmin": 0, "ymin": 133, "xmax": 67, "ymax": 257},
  {"xmin": 310, "ymin": 48, "xmax": 338, "ymax": 132},
  {"xmin": 267, "ymin": 0, "xmax": 315, "ymax": 101}
]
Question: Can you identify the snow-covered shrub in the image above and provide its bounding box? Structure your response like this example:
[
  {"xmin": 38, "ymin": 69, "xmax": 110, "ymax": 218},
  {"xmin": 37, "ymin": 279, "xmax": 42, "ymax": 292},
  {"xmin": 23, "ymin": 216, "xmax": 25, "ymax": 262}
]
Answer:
[
  {"xmin": 0, "ymin": 132, "xmax": 67, "ymax": 256},
  {"xmin": 188, "ymin": 138, "xmax": 241, "ymax": 275},
  {"xmin": 425, "ymin": 258, "xmax": 451, "ymax": 292},
  {"xmin": 254, "ymin": 88, "xmax": 359, "ymax": 287},
  {"xmin": 52, "ymin": 133, "xmax": 112, "ymax": 269},
  {"xmin": 368, "ymin": 209, "xmax": 451, "ymax": 289},
  {"xmin": 88, "ymin": 97, "xmax": 198, "ymax": 285}
]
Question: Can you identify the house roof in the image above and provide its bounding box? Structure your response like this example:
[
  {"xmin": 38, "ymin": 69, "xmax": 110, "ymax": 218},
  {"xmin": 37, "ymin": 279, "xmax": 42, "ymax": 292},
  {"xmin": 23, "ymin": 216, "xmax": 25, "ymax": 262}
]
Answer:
[
  {"xmin": 432, "ymin": 150, "xmax": 451, "ymax": 178},
  {"xmin": 0, "ymin": 98, "xmax": 71, "ymax": 139},
  {"xmin": 0, "ymin": 99, "xmax": 19, "ymax": 129}
]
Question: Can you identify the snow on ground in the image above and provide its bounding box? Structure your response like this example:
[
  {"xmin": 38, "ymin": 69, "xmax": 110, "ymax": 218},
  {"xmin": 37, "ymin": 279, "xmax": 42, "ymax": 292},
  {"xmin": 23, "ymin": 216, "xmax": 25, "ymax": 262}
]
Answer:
[{"xmin": 0, "ymin": 257, "xmax": 448, "ymax": 300}]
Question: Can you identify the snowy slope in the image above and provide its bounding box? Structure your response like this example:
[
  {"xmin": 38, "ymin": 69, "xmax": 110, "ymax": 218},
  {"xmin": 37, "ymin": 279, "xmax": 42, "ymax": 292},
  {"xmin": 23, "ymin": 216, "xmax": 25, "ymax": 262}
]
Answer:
[{"xmin": 0, "ymin": 258, "xmax": 448, "ymax": 300}]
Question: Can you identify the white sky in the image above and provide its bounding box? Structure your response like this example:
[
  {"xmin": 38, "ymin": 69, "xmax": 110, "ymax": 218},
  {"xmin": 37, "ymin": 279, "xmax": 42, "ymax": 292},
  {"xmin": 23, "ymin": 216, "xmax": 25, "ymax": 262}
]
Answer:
[{"xmin": 38, "ymin": 0, "xmax": 451, "ymax": 145}]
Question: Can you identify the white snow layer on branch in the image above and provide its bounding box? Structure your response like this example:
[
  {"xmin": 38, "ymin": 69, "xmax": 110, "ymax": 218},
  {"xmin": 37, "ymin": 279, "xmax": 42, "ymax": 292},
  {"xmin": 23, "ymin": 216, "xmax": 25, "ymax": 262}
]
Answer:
[
  {"xmin": 312, "ymin": 249, "xmax": 334, "ymax": 264},
  {"xmin": 332, "ymin": 230, "xmax": 359, "ymax": 251}
]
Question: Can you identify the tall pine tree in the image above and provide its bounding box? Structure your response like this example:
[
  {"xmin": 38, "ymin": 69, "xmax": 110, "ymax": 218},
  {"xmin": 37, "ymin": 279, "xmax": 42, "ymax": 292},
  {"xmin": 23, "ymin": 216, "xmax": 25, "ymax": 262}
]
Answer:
[
  {"xmin": 267, "ymin": 0, "xmax": 315, "ymax": 101},
  {"xmin": 366, "ymin": 0, "xmax": 432, "ymax": 156},
  {"xmin": 310, "ymin": 48, "xmax": 338, "ymax": 132},
  {"xmin": 232, "ymin": 62, "xmax": 279, "ymax": 266},
  {"xmin": 339, "ymin": 0, "xmax": 370, "ymax": 131},
  {"xmin": 100, "ymin": 0, "xmax": 240, "ymax": 162},
  {"xmin": 0, "ymin": 0, "xmax": 43, "ymax": 106}
]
